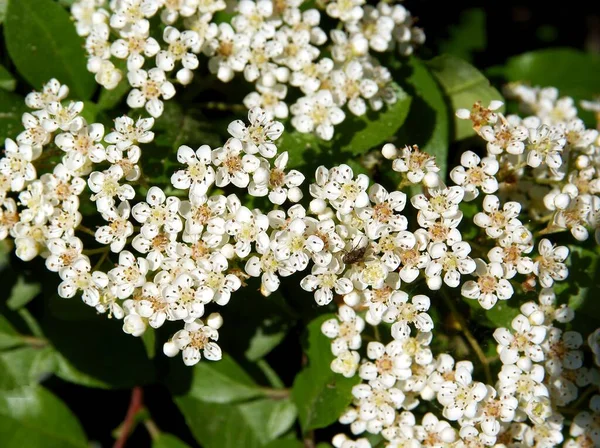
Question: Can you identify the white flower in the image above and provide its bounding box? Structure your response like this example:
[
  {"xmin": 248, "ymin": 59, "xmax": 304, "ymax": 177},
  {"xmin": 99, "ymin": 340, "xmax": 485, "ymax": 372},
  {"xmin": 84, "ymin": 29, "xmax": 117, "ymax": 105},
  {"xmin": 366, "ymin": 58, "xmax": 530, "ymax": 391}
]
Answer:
[
  {"xmin": 58, "ymin": 258, "xmax": 109, "ymax": 306},
  {"xmin": 411, "ymin": 186, "xmax": 464, "ymax": 221},
  {"xmin": 45, "ymin": 236, "xmax": 85, "ymax": 272},
  {"xmin": 244, "ymin": 83, "xmax": 289, "ymax": 119},
  {"xmin": 449, "ymin": 150, "xmax": 499, "ymax": 201},
  {"xmin": 55, "ymin": 122, "xmax": 106, "ymax": 170},
  {"xmin": 132, "ymin": 186, "xmax": 182, "ymax": 235},
  {"xmin": 163, "ymin": 317, "xmax": 223, "ymax": 366},
  {"xmin": 272, "ymin": 217, "xmax": 324, "ymax": 271},
  {"xmin": 95, "ymin": 201, "xmax": 134, "ymax": 253},
  {"xmin": 526, "ymin": 124, "xmax": 566, "ymax": 169},
  {"xmin": 331, "ymin": 350, "xmax": 361, "ymax": 378},
  {"xmin": 413, "ymin": 413, "xmax": 457, "ymax": 446},
  {"xmin": 212, "ymin": 138, "xmax": 260, "ymax": 188},
  {"xmin": 493, "ymin": 314, "xmax": 547, "ymax": 366},
  {"xmin": 157, "ymin": 27, "xmax": 200, "ymax": 85},
  {"xmin": 225, "ymin": 204, "xmax": 269, "ymax": 258},
  {"xmin": 326, "ymin": 0, "xmax": 364, "ymax": 23},
  {"xmin": 171, "ymin": 145, "xmax": 215, "ymax": 196},
  {"xmin": 425, "ymin": 241, "xmax": 476, "ymax": 289},
  {"xmin": 291, "ymin": 90, "xmax": 345, "ymax": 141},
  {"xmin": 473, "ymin": 195, "xmax": 522, "ymax": 239},
  {"xmin": 357, "ymin": 184, "xmax": 407, "ymax": 239},
  {"xmin": 0, "ymin": 139, "xmax": 37, "ymax": 192},
  {"xmin": 478, "ymin": 119, "xmax": 528, "ymax": 155},
  {"xmin": 359, "ymin": 340, "xmax": 412, "ymax": 387},
  {"xmin": 25, "ymin": 78, "xmax": 69, "ymax": 109},
  {"xmin": 105, "ymin": 116, "xmax": 154, "ymax": 151},
  {"xmin": 108, "ymin": 251, "xmax": 149, "ymax": 299},
  {"xmin": 321, "ymin": 305, "xmax": 365, "ymax": 356},
  {"xmin": 461, "ymin": 259, "xmax": 513, "ymax": 309},
  {"xmin": 228, "ymin": 107, "xmax": 284, "ymax": 159},
  {"xmin": 127, "ymin": 68, "xmax": 176, "ymax": 118},
  {"xmin": 195, "ymin": 253, "xmax": 241, "ymax": 306},
  {"xmin": 111, "ymin": 33, "xmax": 160, "ymax": 71},
  {"xmin": 88, "ymin": 165, "xmax": 135, "ymax": 212},
  {"xmin": 437, "ymin": 366, "xmax": 487, "ymax": 420},
  {"xmin": 533, "ymin": 239, "xmax": 568, "ymax": 288},
  {"xmin": 249, "ymin": 152, "xmax": 305, "ymax": 204},
  {"xmin": 204, "ymin": 23, "xmax": 250, "ymax": 82},
  {"xmin": 329, "ymin": 61, "xmax": 378, "ymax": 116},
  {"xmin": 301, "ymin": 257, "xmax": 353, "ymax": 305},
  {"xmin": 390, "ymin": 144, "xmax": 440, "ymax": 184}
]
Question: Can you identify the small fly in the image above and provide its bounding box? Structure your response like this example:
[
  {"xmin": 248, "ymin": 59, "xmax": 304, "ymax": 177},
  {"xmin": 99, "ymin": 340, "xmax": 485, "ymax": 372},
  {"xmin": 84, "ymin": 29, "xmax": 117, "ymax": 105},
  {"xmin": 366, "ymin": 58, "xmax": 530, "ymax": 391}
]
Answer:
[{"xmin": 342, "ymin": 236, "xmax": 368, "ymax": 265}]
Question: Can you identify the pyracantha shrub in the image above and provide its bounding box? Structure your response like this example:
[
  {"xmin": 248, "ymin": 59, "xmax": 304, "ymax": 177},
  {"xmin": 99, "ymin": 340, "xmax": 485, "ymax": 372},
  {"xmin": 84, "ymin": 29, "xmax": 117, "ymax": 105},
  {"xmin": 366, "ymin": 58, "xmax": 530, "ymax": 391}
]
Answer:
[{"xmin": 0, "ymin": 0, "xmax": 599, "ymax": 447}]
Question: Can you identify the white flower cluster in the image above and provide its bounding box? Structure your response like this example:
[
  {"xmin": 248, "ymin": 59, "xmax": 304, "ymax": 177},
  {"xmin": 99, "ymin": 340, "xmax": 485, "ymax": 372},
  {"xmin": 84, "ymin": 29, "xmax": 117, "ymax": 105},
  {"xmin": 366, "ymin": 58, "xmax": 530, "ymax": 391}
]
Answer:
[
  {"xmin": 322, "ymin": 92, "xmax": 600, "ymax": 447},
  {"xmin": 71, "ymin": 0, "xmax": 424, "ymax": 138},
  {"xmin": 4, "ymin": 75, "xmax": 600, "ymax": 448}
]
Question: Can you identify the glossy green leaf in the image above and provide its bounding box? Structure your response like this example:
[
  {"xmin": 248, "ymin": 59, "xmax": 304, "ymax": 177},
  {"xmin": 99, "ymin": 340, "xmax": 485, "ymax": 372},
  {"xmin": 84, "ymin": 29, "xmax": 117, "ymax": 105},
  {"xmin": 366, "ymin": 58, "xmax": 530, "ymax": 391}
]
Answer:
[
  {"xmin": 0, "ymin": 386, "xmax": 88, "ymax": 447},
  {"xmin": 565, "ymin": 245, "xmax": 600, "ymax": 335},
  {"xmin": 291, "ymin": 314, "xmax": 360, "ymax": 432},
  {"xmin": 0, "ymin": 0, "xmax": 6, "ymax": 24},
  {"xmin": 173, "ymin": 354, "xmax": 264, "ymax": 404},
  {"xmin": 427, "ymin": 55, "xmax": 504, "ymax": 141},
  {"xmin": 0, "ymin": 346, "xmax": 56, "ymax": 390},
  {"xmin": 438, "ymin": 9, "xmax": 486, "ymax": 63},
  {"xmin": 175, "ymin": 397, "xmax": 296, "ymax": 448},
  {"xmin": 0, "ymin": 64, "xmax": 16, "ymax": 91},
  {"xmin": 40, "ymin": 295, "xmax": 156, "ymax": 388},
  {"xmin": 153, "ymin": 433, "xmax": 192, "ymax": 448},
  {"xmin": 0, "ymin": 315, "xmax": 26, "ymax": 351},
  {"xmin": 397, "ymin": 57, "xmax": 450, "ymax": 177},
  {"xmin": 264, "ymin": 440, "xmax": 304, "ymax": 448},
  {"xmin": 484, "ymin": 301, "xmax": 521, "ymax": 329},
  {"xmin": 501, "ymin": 48, "xmax": 600, "ymax": 124},
  {"xmin": 4, "ymin": 0, "xmax": 95, "ymax": 99},
  {"xmin": 7, "ymin": 276, "xmax": 41, "ymax": 310},
  {"xmin": 0, "ymin": 90, "xmax": 28, "ymax": 143},
  {"xmin": 282, "ymin": 84, "xmax": 411, "ymax": 169}
]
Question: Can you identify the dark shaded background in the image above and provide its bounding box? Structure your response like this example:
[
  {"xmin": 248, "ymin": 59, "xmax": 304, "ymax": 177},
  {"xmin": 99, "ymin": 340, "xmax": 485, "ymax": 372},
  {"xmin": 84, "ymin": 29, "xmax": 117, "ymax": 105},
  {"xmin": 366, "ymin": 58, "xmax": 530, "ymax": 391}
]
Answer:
[{"xmin": 35, "ymin": 1, "xmax": 600, "ymax": 447}]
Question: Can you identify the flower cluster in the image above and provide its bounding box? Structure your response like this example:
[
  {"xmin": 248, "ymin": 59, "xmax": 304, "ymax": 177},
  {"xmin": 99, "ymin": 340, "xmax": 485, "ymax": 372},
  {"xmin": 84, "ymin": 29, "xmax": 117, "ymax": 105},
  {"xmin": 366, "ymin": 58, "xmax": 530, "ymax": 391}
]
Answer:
[
  {"xmin": 71, "ymin": 0, "xmax": 424, "ymax": 139},
  {"xmin": 3, "ymin": 69, "xmax": 600, "ymax": 447}
]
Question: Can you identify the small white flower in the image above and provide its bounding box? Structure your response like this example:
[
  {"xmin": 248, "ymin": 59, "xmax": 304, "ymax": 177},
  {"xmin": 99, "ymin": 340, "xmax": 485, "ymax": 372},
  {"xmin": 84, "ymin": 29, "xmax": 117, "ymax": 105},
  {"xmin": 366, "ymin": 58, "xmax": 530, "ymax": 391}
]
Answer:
[
  {"xmin": 127, "ymin": 68, "xmax": 176, "ymax": 118},
  {"xmin": 227, "ymin": 107, "xmax": 284, "ymax": 158},
  {"xmin": 437, "ymin": 366, "xmax": 487, "ymax": 420},
  {"xmin": 58, "ymin": 258, "xmax": 109, "ymax": 306},
  {"xmin": 533, "ymin": 239, "xmax": 568, "ymax": 288},
  {"xmin": 461, "ymin": 259, "xmax": 513, "ymax": 309},
  {"xmin": 473, "ymin": 195, "xmax": 522, "ymax": 239},
  {"xmin": 163, "ymin": 318, "xmax": 223, "ymax": 366},
  {"xmin": 108, "ymin": 251, "xmax": 149, "ymax": 299},
  {"xmin": 212, "ymin": 138, "xmax": 260, "ymax": 188},
  {"xmin": 171, "ymin": 145, "xmax": 215, "ymax": 196},
  {"xmin": 105, "ymin": 116, "xmax": 155, "ymax": 151},
  {"xmin": 321, "ymin": 305, "xmax": 365, "ymax": 356},
  {"xmin": 493, "ymin": 314, "xmax": 547, "ymax": 366},
  {"xmin": 157, "ymin": 27, "xmax": 200, "ymax": 85},
  {"xmin": 449, "ymin": 151, "xmax": 499, "ymax": 201},
  {"xmin": 291, "ymin": 90, "xmax": 345, "ymax": 141},
  {"xmin": 88, "ymin": 165, "xmax": 135, "ymax": 212}
]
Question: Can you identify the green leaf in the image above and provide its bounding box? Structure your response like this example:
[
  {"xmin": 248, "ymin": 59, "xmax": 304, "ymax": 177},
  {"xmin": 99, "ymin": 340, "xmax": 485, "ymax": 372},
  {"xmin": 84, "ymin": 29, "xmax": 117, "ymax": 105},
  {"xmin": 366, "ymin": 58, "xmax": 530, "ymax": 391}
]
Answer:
[
  {"xmin": 0, "ymin": 64, "xmax": 16, "ymax": 91},
  {"xmin": 501, "ymin": 48, "xmax": 600, "ymax": 124},
  {"xmin": 0, "ymin": 346, "xmax": 56, "ymax": 390},
  {"xmin": 0, "ymin": 386, "xmax": 88, "ymax": 447},
  {"xmin": 291, "ymin": 314, "xmax": 360, "ymax": 432},
  {"xmin": 427, "ymin": 55, "xmax": 504, "ymax": 141},
  {"xmin": 0, "ymin": 315, "xmax": 26, "ymax": 351},
  {"xmin": 7, "ymin": 276, "xmax": 41, "ymax": 310},
  {"xmin": 282, "ymin": 84, "xmax": 411, "ymax": 169},
  {"xmin": 565, "ymin": 245, "xmax": 600, "ymax": 335},
  {"xmin": 4, "ymin": 0, "xmax": 95, "ymax": 99},
  {"xmin": 40, "ymin": 295, "xmax": 156, "ymax": 388},
  {"xmin": 396, "ymin": 57, "xmax": 450, "ymax": 178},
  {"xmin": 175, "ymin": 397, "xmax": 296, "ymax": 448},
  {"xmin": 153, "ymin": 433, "xmax": 192, "ymax": 448},
  {"xmin": 438, "ymin": 9, "xmax": 486, "ymax": 63},
  {"xmin": 0, "ymin": 0, "xmax": 6, "ymax": 24},
  {"xmin": 172, "ymin": 354, "xmax": 264, "ymax": 404},
  {"xmin": 142, "ymin": 328, "xmax": 156, "ymax": 359},
  {"xmin": 264, "ymin": 440, "xmax": 304, "ymax": 448},
  {"xmin": 0, "ymin": 89, "xmax": 28, "ymax": 142},
  {"xmin": 484, "ymin": 300, "xmax": 521, "ymax": 329}
]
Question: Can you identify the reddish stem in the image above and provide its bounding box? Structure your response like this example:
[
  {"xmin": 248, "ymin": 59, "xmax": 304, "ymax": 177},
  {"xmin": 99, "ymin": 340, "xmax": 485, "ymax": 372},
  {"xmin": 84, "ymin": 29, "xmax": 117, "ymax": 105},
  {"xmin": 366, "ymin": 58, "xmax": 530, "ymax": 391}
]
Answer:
[{"xmin": 113, "ymin": 387, "xmax": 143, "ymax": 448}]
